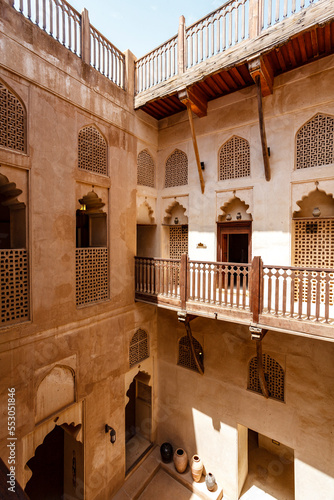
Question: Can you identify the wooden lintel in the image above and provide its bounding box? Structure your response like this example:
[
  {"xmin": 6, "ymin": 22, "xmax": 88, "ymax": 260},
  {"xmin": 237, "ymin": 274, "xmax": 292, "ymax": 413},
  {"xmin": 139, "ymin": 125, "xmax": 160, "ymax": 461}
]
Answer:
[
  {"xmin": 255, "ymin": 75, "xmax": 271, "ymax": 182},
  {"xmin": 256, "ymin": 339, "xmax": 269, "ymax": 398},
  {"xmin": 178, "ymin": 87, "xmax": 207, "ymax": 117},
  {"xmin": 184, "ymin": 102, "xmax": 205, "ymax": 194},
  {"xmin": 248, "ymin": 56, "xmax": 274, "ymax": 96}
]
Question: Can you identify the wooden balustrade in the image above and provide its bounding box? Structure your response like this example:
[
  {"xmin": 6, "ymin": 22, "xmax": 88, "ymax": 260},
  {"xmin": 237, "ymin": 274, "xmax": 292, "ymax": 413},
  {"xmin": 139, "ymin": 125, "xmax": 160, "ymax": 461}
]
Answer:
[
  {"xmin": 135, "ymin": 255, "xmax": 334, "ymax": 329},
  {"xmin": 90, "ymin": 24, "xmax": 125, "ymax": 88},
  {"xmin": 261, "ymin": 0, "xmax": 319, "ymax": 31}
]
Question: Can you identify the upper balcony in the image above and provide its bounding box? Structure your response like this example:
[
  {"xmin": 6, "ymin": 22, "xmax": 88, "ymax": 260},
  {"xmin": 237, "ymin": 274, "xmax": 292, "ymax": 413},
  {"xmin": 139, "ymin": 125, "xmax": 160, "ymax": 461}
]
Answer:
[
  {"xmin": 135, "ymin": 254, "xmax": 334, "ymax": 341},
  {"xmin": 134, "ymin": 0, "xmax": 334, "ymax": 120}
]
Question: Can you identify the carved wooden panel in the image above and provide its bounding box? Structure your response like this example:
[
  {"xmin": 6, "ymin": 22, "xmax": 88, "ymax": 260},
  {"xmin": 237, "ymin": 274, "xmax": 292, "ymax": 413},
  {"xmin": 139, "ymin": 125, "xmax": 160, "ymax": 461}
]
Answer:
[
  {"xmin": 0, "ymin": 82, "xmax": 25, "ymax": 152},
  {"xmin": 76, "ymin": 248, "xmax": 108, "ymax": 305},
  {"xmin": 0, "ymin": 249, "xmax": 29, "ymax": 324},
  {"xmin": 165, "ymin": 149, "xmax": 188, "ymax": 187},
  {"xmin": 294, "ymin": 219, "xmax": 334, "ymax": 305},
  {"xmin": 137, "ymin": 150, "xmax": 155, "ymax": 187},
  {"xmin": 169, "ymin": 226, "xmax": 188, "ymax": 259},
  {"xmin": 248, "ymin": 354, "xmax": 284, "ymax": 402},
  {"xmin": 129, "ymin": 328, "xmax": 149, "ymax": 367},
  {"xmin": 78, "ymin": 126, "xmax": 107, "ymax": 175},
  {"xmin": 178, "ymin": 335, "xmax": 203, "ymax": 373},
  {"xmin": 219, "ymin": 136, "xmax": 250, "ymax": 180},
  {"xmin": 296, "ymin": 114, "xmax": 334, "ymax": 169}
]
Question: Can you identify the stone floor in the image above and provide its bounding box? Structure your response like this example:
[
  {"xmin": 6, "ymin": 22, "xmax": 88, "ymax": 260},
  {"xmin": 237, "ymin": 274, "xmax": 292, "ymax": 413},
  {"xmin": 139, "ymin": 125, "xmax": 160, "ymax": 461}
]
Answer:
[{"xmin": 126, "ymin": 433, "xmax": 152, "ymax": 472}]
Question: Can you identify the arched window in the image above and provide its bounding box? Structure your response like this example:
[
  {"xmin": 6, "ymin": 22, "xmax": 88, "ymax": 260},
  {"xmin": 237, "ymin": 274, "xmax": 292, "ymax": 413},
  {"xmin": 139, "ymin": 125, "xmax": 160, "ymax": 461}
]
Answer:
[
  {"xmin": 129, "ymin": 329, "xmax": 149, "ymax": 367},
  {"xmin": 0, "ymin": 81, "xmax": 26, "ymax": 153},
  {"xmin": 165, "ymin": 149, "xmax": 188, "ymax": 188},
  {"xmin": 78, "ymin": 125, "xmax": 107, "ymax": 175},
  {"xmin": 296, "ymin": 114, "xmax": 334, "ymax": 170},
  {"xmin": 248, "ymin": 354, "xmax": 284, "ymax": 402},
  {"xmin": 137, "ymin": 150, "xmax": 155, "ymax": 188},
  {"xmin": 219, "ymin": 136, "xmax": 250, "ymax": 180},
  {"xmin": 178, "ymin": 335, "xmax": 203, "ymax": 373}
]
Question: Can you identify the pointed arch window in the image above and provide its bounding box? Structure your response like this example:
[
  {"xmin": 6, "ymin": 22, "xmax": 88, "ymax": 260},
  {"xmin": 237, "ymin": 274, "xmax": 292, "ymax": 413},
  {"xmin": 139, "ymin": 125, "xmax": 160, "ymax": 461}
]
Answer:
[
  {"xmin": 129, "ymin": 329, "xmax": 149, "ymax": 367},
  {"xmin": 165, "ymin": 149, "xmax": 188, "ymax": 188},
  {"xmin": 78, "ymin": 125, "xmax": 107, "ymax": 175},
  {"xmin": 178, "ymin": 335, "xmax": 203, "ymax": 373},
  {"xmin": 296, "ymin": 114, "xmax": 334, "ymax": 169},
  {"xmin": 0, "ymin": 81, "xmax": 26, "ymax": 153},
  {"xmin": 248, "ymin": 354, "xmax": 284, "ymax": 402},
  {"xmin": 219, "ymin": 136, "xmax": 250, "ymax": 180},
  {"xmin": 137, "ymin": 150, "xmax": 155, "ymax": 188}
]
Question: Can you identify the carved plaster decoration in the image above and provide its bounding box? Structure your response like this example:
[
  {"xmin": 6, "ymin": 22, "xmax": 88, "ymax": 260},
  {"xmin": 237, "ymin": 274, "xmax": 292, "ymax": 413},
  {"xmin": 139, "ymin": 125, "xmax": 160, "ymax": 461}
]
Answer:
[
  {"xmin": 162, "ymin": 195, "xmax": 189, "ymax": 224},
  {"xmin": 216, "ymin": 188, "xmax": 253, "ymax": 221},
  {"xmin": 136, "ymin": 195, "xmax": 156, "ymax": 224},
  {"xmin": 291, "ymin": 179, "xmax": 334, "ymax": 214}
]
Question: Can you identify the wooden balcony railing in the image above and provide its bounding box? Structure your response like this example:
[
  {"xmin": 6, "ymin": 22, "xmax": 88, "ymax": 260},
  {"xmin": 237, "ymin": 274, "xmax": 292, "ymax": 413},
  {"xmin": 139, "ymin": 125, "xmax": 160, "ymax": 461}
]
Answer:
[{"xmin": 135, "ymin": 255, "xmax": 334, "ymax": 335}]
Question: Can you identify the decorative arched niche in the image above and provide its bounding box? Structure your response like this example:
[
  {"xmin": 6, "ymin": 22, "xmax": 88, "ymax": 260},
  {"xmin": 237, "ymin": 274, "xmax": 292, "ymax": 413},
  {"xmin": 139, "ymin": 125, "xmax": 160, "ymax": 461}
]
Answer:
[
  {"xmin": 137, "ymin": 199, "xmax": 155, "ymax": 225},
  {"xmin": 163, "ymin": 200, "xmax": 188, "ymax": 225},
  {"xmin": 293, "ymin": 187, "xmax": 334, "ymax": 219},
  {"xmin": 218, "ymin": 195, "xmax": 252, "ymax": 222},
  {"xmin": 137, "ymin": 149, "xmax": 155, "ymax": 188},
  {"xmin": 165, "ymin": 149, "xmax": 188, "ymax": 188},
  {"xmin": 0, "ymin": 79, "xmax": 26, "ymax": 153},
  {"xmin": 35, "ymin": 365, "xmax": 76, "ymax": 423},
  {"xmin": 296, "ymin": 113, "xmax": 334, "ymax": 170},
  {"xmin": 78, "ymin": 124, "xmax": 107, "ymax": 175}
]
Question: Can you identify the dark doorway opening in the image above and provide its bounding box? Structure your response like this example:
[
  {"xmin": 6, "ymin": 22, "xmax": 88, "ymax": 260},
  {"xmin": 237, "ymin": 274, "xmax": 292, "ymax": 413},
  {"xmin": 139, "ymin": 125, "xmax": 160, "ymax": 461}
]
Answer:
[{"xmin": 217, "ymin": 222, "xmax": 251, "ymax": 287}]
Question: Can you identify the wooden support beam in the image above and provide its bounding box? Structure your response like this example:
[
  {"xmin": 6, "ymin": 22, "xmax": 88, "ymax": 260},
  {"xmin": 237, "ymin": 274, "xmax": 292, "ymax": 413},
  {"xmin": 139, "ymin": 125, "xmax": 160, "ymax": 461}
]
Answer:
[
  {"xmin": 250, "ymin": 256, "xmax": 264, "ymax": 323},
  {"xmin": 248, "ymin": 55, "xmax": 274, "ymax": 96},
  {"xmin": 256, "ymin": 340, "xmax": 269, "ymax": 398},
  {"xmin": 184, "ymin": 317, "xmax": 204, "ymax": 375},
  {"xmin": 178, "ymin": 87, "xmax": 207, "ymax": 118},
  {"xmin": 178, "ymin": 91, "xmax": 205, "ymax": 194},
  {"xmin": 255, "ymin": 76, "xmax": 271, "ymax": 182}
]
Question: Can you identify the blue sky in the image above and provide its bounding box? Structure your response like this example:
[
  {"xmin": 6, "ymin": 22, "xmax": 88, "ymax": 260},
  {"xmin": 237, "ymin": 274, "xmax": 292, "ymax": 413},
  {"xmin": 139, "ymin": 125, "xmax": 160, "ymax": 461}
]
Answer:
[{"xmin": 69, "ymin": 1, "xmax": 222, "ymax": 58}]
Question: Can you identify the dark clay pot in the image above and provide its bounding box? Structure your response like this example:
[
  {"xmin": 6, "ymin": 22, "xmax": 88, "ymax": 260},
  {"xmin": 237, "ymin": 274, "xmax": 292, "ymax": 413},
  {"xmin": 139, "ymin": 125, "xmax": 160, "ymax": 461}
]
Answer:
[{"xmin": 160, "ymin": 442, "xmax": 173, "ymax": 463}]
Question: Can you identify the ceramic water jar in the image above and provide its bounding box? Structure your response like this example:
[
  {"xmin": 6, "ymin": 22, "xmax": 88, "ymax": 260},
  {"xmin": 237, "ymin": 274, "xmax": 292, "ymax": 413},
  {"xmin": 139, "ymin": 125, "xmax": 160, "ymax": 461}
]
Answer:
[
  {"xmin": 173, "ymin": 448, "xmax": 188, "ymax": 473},
  {"xmin": 190, "ymin": 454, "xmax": 203, "ymax": 482}
]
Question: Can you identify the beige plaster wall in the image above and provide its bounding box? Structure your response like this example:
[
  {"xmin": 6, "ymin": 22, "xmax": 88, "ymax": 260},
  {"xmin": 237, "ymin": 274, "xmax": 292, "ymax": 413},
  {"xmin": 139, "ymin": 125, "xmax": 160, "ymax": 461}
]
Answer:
[{"xmin": 156, "ymin": 308, "xmax": 334, "ymax": 500}]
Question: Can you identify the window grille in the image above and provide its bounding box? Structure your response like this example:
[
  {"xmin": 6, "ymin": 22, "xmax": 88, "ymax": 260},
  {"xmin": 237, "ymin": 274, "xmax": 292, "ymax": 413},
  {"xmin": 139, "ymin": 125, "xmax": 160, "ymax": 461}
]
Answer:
[
  {"xmin": 137, "ymin": 150, "xmax": 155, "ymax": 187},
  {"xmin": 75, "ymin": 248, "xmax": 108, "ymax": 306},
  {"xmin": 293, "ymin": 219, "xmax": 334, "ymax": 305},
  {"xmin": 178, "ymin": 335, "xmax": 203, "ymax": 373},
  {"xmin": 219, "ymin": 136, "xmax": 250, "ymax": 180},
  {"xmin": 78, "ymin": 126, "xmax": 107, "ymax": 175},
  {"xmin": 165, "ymin": 149, "xmax": 188, "ymax": 188},
  {"xmin": 248, "ymin": 354, "xmax": 284, "ymax": 402},
  {"xmin": 0, "ymin": 82, "xmax": 25, "ymax": 153},
  {"xmin": 129, "ymin": 329, "xmax": 149, "ymax": 367},
  {"xmin": 296, "ymin": 114, "xmax": 334, "ymax": 169},
  {"xmin": 169, "ymin": 226, "xmax": 188, "ymax": 259},
  {"xmin": 0, "ymin": 249, "xmax": 29, "ymax": 324}
]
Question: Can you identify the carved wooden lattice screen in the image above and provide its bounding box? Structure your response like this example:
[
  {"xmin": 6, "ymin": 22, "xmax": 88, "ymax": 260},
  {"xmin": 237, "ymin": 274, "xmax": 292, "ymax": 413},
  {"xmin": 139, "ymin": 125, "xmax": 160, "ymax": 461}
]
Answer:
[
  {"xmin": 293, "ymin": 219, "xmax": 334, "ymax": 305},
  {"xmin": 169, "ymin": 226, "xmax": 188, "ymax": 259},
  {"xmin": 137, "ymin": 150, "xmax": 155, "ymax": 187},
  {"xmin": 0, "ymin": 82, "xmax": 25, "ymax": 152},
  {"xmin": 75, "ymin": 248, "xmax": 108, "ymax": 305},
  {"xmin": 0, "ymin": 249, "xmax": 29, "ymax": 324},
  {"xmin": 219, "ymin": 136, "xmax": 250, "ymax": 180},
  {"xmin": 296, "ymin": 114, "xmax": 334, "ymax": 169},
  {"xmin": 178, "ymin": 335, "xmax": 203, "ymax": 373},
  {"xmin": 129, "ymin": 329, "xmax": 149, "ymax": 367},
  {"xmin": 165, "ymin": 150, "xmax": 188, "ymax": 188},
  {"xmin": 78, "ymin": 126, "xmax": 107, "ymax": 175},
  {"xmin": 248, "ymin": 354, "xmax": 284, "ymax": 402}
]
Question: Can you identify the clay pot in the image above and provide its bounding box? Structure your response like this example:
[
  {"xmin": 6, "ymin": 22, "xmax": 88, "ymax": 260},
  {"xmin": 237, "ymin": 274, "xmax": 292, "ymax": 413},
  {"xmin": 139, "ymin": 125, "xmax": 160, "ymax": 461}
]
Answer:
[
  {"xmin": 173, "ymin": 448, "xmax": 188, "ymax": 473},
  {"xmin": 190, "ymin": 455, "xmax": 203, "ymax": 482},
  {"xmin": 205, "ymin": 472, "xmax": 216, "ymax": 491},
  {"xmin": 160, "ymin": 442, "xmax": 173, "ymax": 463}
]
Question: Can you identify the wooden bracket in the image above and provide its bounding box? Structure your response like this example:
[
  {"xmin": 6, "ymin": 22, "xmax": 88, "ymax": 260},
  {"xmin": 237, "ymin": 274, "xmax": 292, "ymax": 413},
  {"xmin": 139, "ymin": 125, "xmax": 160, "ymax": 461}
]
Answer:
[
  {"xmin": 178, "ymin": 87, "xmax": 207, "ymax": 118},
  {"xmin": 249, "ymin": 325, "xmax": 268, "ymax": 341},
  {"xmin": 248, "ymin": 56, "xmax": 274, "ymax": 97}
]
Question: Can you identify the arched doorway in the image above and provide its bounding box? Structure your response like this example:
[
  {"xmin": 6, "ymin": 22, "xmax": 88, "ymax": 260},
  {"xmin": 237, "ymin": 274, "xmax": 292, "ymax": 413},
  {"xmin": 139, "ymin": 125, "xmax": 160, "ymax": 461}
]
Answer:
[
  {"xmin": 125, "ymin": 372, "xmax": 152, "ymax": 472},
  {"xmin": 24, "ymin": 424, "xmax": 83, "ymax": 500}
]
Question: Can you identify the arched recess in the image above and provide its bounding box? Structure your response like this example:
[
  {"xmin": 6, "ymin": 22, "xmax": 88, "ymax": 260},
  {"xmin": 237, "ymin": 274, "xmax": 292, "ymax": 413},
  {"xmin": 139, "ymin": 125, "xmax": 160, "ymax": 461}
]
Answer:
[
  {"xmin": 137, "ymin": 200, "xmax": 155, "ymax": 225},
  {"xmin": 218, "ymin": 136, "xmax": 250, "ymax": 180},
  {"xmin": 296, "ymin": 113, "xmax": 334, "ymax": 170},
  {"xmin": 218, "ymin": 196, "xmax": 252, "ymax": 222},
  {"xmin": 177, "ymin": 335, "xmax": 204, "ymax": 373},
  {"xmin": 78, "ymin": 124, "xmax": 108, "ymax": 175},
  {"xmin": 248, "ymin": 354, "xmax": 285, "ymax": 402},
  {"xmin": 165, "ymin": 149, "xmax": 188, "ymax": 188},
  {"xmin": 35, "ymin": 365, "xmax": 76, "ymax": 423},
  {"xmin": 137, "ymin": 149, "xmax": 155, "ymax": 188},
  {"xmin": 0, "ymin": 79, "xmax": 26, "ymax": 153}
]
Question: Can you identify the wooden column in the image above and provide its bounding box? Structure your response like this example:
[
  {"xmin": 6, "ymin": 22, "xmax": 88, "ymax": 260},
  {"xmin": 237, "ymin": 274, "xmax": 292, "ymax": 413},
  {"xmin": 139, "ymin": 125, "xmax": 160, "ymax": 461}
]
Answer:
[
  {"xmin": 178, "ymin": 15, "xmax": 186, "ymax": 74},
  {"xmin": 180, "ymin": 253, "xmax": 189, "ymax": 309},
  {"xmin": 250, "ymin": 256, "xmax": 263, "ymax": 324},
  {"xmin": 81, "ymin": 8, "xmax": 91, "ymax": 65}
]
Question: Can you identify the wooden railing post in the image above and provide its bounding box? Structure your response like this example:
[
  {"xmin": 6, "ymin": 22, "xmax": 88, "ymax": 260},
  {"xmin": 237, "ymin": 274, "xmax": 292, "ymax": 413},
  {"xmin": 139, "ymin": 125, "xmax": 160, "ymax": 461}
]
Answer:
[
  {"xmin": 178, "ymin": 15, "xmax": 186, "ymax": 74},
  {"xmin": 248, "ymin": 0, "xmax": 261, "ymax": 38},
  {"xmin": 180, "ymin": 253, "xmax": 189, "ymax": 309},
  {"xmin": 251, "ymin": 256, "xmax": 263, "ymax": 323},
  {"xmin": 4, "ymin": 0, "xmax": 14, "ymax": 6},
  {"xmin": 81, "ymin": 8, "xmax": 90, "ymax": 64}
]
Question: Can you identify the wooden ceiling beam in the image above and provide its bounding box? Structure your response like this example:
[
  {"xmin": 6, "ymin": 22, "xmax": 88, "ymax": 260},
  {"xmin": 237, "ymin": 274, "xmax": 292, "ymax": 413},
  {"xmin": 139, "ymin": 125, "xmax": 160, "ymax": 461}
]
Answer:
[
  {"xmin": 248, "ymin": 55, "xmax": 274, "ymax": 96},
  {"xmin": 311, "ymin": 28, "xmax": 319, "ymax": 57},
  {"xmin": 275, "ymin": 48, "xmax": 287, "ymax": 72}
]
